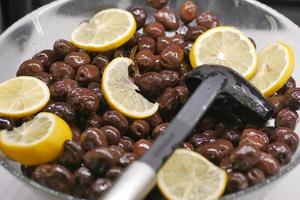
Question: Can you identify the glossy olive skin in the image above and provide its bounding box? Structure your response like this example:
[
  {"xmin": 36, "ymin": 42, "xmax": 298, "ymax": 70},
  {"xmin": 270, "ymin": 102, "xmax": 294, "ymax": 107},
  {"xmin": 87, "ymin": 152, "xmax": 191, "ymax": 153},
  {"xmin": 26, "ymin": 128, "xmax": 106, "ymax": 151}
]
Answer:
[
  {"xmin": 92, "ymin": 54, "xmax": 109, "ymax": 73},
  {"xmin": 257, "ymin": 152, "xmax": 280, "ymax": 177},
  {"xmin": 223, "ymin": 129, "xmax": 241, "ymax": 146},
  {"xmin": 76, "ymin": 64, "xmax": 100, "ymax": 86},
  {"xmin": 230, "ymin": 145, "xmax": 261, "ymax": 172},
  {"xmin": 278, "ymin": 77, "xmax": 296, "ymax": 94},
  {"xmin": 154, "ymin": 7, "xmax": 179, "ymax": 30},
  {"xmin": 188, "ymin": 133, "xmax": 217, "ymax": 149},
  {"xmin": 160, "ymin": 45, "xmax": 184, "ymax": 70},
  {"xmin": 275, "ymin": 108, "xmax": 298, "ymax": 130},
  {"xmin": 270, "ymin": 127, "xmax": 299, "ymax": 153},
  {"xmin": 146, "ymin": 112, "xmax": 163, "ymax": 128},
  {"xmin": 239, "ymin": 129, "xmax": 269, "ymax": 150},
  {"xmin": 175, "ymin": 85, "xmax": 189, "ymax": 104},
  {"xmin": 136, "ymin": 72, "xmax": 166, "ymax": 98},
  {"xmin": 73, "ymin": 166, "xmax": 94, "ymax": 198},
  {"xmin": 102, "ymin": 110, "xmax": 129, "ymax": 133},
  {"xmin": 196, "ymin": 11, "xmax": 220, "ymax": 29},
  {"xmin": 84, "ymin": 114, "xmax": 102, "ymax": 128},
  {"xmin": 129, "ymin": 120, "xmax": 150, "ymax": 139},
  {"xmin": 246, "ymin": 168, "xmax": 266, "ymax": 186},
  {"xmin": 43, "ymin": 164, "xmax": 75, "ymax": 194},
  {"xmin": 0, "ymin": 117, "xmax": 15, "ymax": 130},
  {"xmin": 145, "ymin": 21, "xmax": 166, "ymax": 39},
  {"xmin": 151, "ymin": 123, "xmax": 169, "ymax": 139},
  {"xmin": 50, "ymin": 61, "xmax": 75, "ymax": 82},
  {"xmin": 135, "ymin": 49, "xmax": 156, "ymax": 72},
  {"xmin": 133, "ymin": 139, "xmax": 152, "ymax": 156},
  {"xmin": 131, "ymin": 6, "xmax": 148, "ymax": 29},
  {"xmin": 50, "ymin": 79, "xmax": 78, "ymax": 101},
  {"xmin": 53, "ymin": 39, "xmax": 76, "ymax": 58},
  {"xmin": 64, "ymin": 52, "xmax": 91, "ymax": 70},
  {"xmin": 109, "ymin": 145, "xmax": 126, "ymax": 161},
  {"xmin": 269, "ymin": 95, "xmax": 286, "ymax": 114},
  {"xmin": 196, "ymin": 139, "xmax": 234, "ymax": 164},
  {"xmin": 21, "ymin": 165, "xmax": 36, "ymax": 178},
  {"xmin": 32, "ymin": 49, "xmax": 57, "ymax": 70},
  {"xmin": 157, "ymin": 87, "xmax": 180, "ymax": 115},
  {"xmin": 67, "ymin": 87, "xmax": 99, "ymax": 115},
  {"xmin": 17, "ymin": 59, "xmax": 44, "ymax": 76},
  {"xmin": 186, "ymin": 26, "xmax": 206, "ymax": 42},
  {"xmin": 81, "ymin": 128, "xmax": 108, "ymax": 151},
  {"xmin": 179, "ymin": 0, "xmax": 198, "ymax": 23},
  {"xmin": 160, "ymin": 70, "xmax": 180, "ymax": 87},
  {"xmin": 100, "ymin": 126, "xmax": 121, "ymax": 145},
  {"xmin": 83, "ymin": 147, "xmax": 116, "ymax": 176},
  {"xmin": 226, "ymin": 172, "xmax": 249, "ymax": 193},
  {"xmin": 31, "ymin": 72, "xmax": 53, "ymax": 86},
  {"xmin": 44, "ymin": 102, "xmax": 76, "ymax": 122},
  {"xmin": 267, "ymin": 142, "xmax": 292, "ymax": 165},
  {"xmin": 58, "ymin": 140, "xmax": 83, "ymax": 169},
  {"xmin": 118, "ymin": 152, "xmax": 139, "ymax": 167},
  {"xmin": 87, "ymin": 178, "xmax": 112, "ymax": 200},
  {"xmin": 118, "ymin": 136, "xmax": 135, "ymax": 152},
  {"xmin": 138, "ymin": 36, "xmax": 156, "ymax": 53},
  {"xmin": 286, "ymin": 88, "xmax": 300, "ymax": 110}
]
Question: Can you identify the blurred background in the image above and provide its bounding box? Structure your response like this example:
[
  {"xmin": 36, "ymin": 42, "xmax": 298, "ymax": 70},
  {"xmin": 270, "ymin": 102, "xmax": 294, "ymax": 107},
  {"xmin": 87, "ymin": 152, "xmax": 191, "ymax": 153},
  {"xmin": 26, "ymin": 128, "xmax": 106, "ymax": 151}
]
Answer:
[{"xmin": 0, "ymin": 0, "xmax": 299, "ymax": 33}]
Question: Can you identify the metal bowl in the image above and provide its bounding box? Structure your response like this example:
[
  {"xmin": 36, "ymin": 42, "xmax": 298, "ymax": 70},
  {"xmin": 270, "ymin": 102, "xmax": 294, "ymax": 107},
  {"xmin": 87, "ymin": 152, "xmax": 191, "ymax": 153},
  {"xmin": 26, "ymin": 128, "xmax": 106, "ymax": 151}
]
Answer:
[{"xmin": 0, "ymin": 0, "xmax": 299, "ymax": 199}]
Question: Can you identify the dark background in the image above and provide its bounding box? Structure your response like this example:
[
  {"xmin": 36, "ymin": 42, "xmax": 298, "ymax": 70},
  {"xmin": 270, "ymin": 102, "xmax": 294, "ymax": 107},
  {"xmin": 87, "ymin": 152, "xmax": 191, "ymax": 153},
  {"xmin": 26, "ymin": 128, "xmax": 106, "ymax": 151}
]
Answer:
[{"xmin": 0, "ymin": 0, "xmax": 299, "ymax": 32}]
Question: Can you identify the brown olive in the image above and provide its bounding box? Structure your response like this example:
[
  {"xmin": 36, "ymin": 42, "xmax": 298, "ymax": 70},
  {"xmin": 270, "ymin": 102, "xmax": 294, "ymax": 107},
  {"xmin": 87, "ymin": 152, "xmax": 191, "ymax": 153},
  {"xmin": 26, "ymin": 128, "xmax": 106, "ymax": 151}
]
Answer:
[
  {"xmin": 73, "ymin": 166, "xmax": 94, "ymax": 198},
  {"xmin": 87, "ymin": 178, "xmax": 112, "ymax": 200},
  {"xmin": 100, "ymin": 126, "xmax": 121, "ymax": 145},
  {"xmin": 257, "ymin": 152, "xmax": 280, "ymax": 177},
  {"xmin": 275, "ymin": 108, "xmax": 298, "ymax": 130},
  {"xmin": 175, "ymin": 85, "xmax": 189, "ymax": 104},
  {"xmin": 83, "ymin": 147, "xmax": 116, "ymax": 176},
  {"xmin": 58, "ymin": 140, "xmax": 83, "ymax": 169},
  {"xmin": 50, "ymin": 61, "xmax": 75, "ymax": 82},
  {"xmin": 270, "ymin": 127, "xmax": 299, "ymax": 153},
  {"xmin": 188, "ymin": 133, "xmax": 217, "ymax": 149},
  {"xmin": 17, "ymin": 59, "xmax": 44, "ymax": 76},
  {"xmin": 105, "ymin": 167, "xmax": 123, "ymax": 180},
  {"xmin": 146, "ymin": 112, "xmax": 163, "ymax": 128},
  {"xmin": 102, "ymin": 110, "xmax": 129, "ymax": 133},
  {"xmin": 129, "ymin": 120, "xmax": 150, "ymax": 139},
  {"xmin": 0, "ymin": 117, "xmax": 15, "ymax": 130},
  {"xmin": 179, "ymin": 0, "xmax": 198, "ymax": 23},
  {"xmin": 118, "ymin": 136, "xmax": 134, "ymax": 152},
  {"xmin": 64, "ymin": 52, "xmax": 91, "ymax": 70},
  {"xmin": 76, "ymin": 64, "xmax": 100, "ymax": 86},
  {"xmin": 133, "ymin": 139, "xmax": 152, "ymax": 156},
  {"xmin": 81, "ymin": 128, "xmax": 108, "ymax": 152},
  {"xmin": 226, "ymin": 172, "xmax": 249, "ymax": 193},
  {"xmin": 151, "ymin": 123, "xmax": 169, "ymax": 139},
  {"xmin": 230, "ymin": 145, "xmax": 260, "ymax": 172},
  {"xmin": 267, "ymin": 142, "xmax": 292, "ymax": 165},
  {"xmin": 53, "ymin": 39, "xmax": 76, "ymax": 58},
  {"xmin": 43, "ymin": 102, "xmax": 76, "ymax": 122},
  {"xmin": 32, "ymin": 49, "xmax": 57, "ymax": 70},
  {"xmin": 219, "ymin": 157, "xmax": 233, "ymax": 173},
  {"xmin": 138, "ymin": 36, "xmax": 156, "ymax": 53},
  {"xmin": 160, "ymin": 70, "xmax": 180, "ymax": 87},
  {"xmin": 147, "ymin": 0, "xmax": 169, "ymax": 9},
  {"xmin": 145, "ymin": 21, "xmax": 166, "ymax": 39},
  {"xmin": 154, "ymin": 7, "xmax": 179, "ymax": 30},
  {"xmin": 239, "ymin": 129, "xmax": 269, "ymax": 150},
  {"xmin": 160, "ymin": 45, "xmax": 184, "ymax": 70},
  {"xmin": 50, "ymin": 79, "xmax": 78, "ymax": 101},
  {"xmin": 196, "ymin": 11, "xmax": 219, "ymax": 29},
  {"xmin": 131, "ymin": 6, "xmax": 148, "ymax": 29},
  {"xmin": 181, "ymin": 142, "xmax": 194, "ymax": 151},
  {"xmin": 157, "ymin": 87, "xmax": 180, "ymax": 115},
  {"xmin": 246, "ymin": 168, "xmax": 265, "ymax": 186}
]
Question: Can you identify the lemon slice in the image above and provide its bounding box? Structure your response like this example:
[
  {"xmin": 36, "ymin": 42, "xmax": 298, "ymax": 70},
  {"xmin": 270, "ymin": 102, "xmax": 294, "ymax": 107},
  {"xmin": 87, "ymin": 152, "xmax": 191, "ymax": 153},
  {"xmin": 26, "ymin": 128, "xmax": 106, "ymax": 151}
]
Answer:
[
  {"xmin": 0, "ymin": 112, "xmax": 72, "ymax": 165},
  {"xmin": 250, "ymin": 42, "xmax": 295, "ymax": 97},
  {"xmin": 157, "ymin": 149, "xmax": 227, "ymax": 200},
  {"xmin": 102, "ymin": 57, "xmax": 159, "ymax": 119},
  {"xmin": 190, "ymin": 26, "xmax": 257, "ymax": 80},
  {"xmin": 71, "ymin": 8, "xmax": 136, "ymax": 51},
  {"xmin": 0, "ymin": 76, "xmax": 50, "ymax": 118}
]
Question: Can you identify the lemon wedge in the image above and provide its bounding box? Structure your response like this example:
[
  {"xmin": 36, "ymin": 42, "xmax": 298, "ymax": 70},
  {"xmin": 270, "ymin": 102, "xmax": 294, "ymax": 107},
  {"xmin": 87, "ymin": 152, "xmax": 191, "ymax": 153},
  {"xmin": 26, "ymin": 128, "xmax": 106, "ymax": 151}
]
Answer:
[
  {"xmin": 157, "ymin": 149, "xmax": 227, "ymax": 200},
  {"xmin": 250, "ymin": 42, "xmax": 295, "ymax": 97},
  {"xmin": 102, "ymin": 57, "xmax": 159, "ymax": 119},
  {"xmin": 71, "ymin": 8, "xmax": 136, "ymax": 51},
  {"xmin": 0, "ymin": 76, "xmax": 50, "ymax": 118},
  {"xmin": 0, "ymin": 112, "xmax": 72, "ymax": 165},
  {"xmin": 190, "ymin": 26, "xmax": 257, "ymax": 80}
]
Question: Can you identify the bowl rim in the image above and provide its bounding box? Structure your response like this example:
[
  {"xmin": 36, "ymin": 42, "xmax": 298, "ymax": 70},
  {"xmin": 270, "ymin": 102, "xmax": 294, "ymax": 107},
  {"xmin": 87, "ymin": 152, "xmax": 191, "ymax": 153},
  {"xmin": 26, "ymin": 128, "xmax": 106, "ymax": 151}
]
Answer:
[{"xmin": 0, "ymin": 0, "xmax": 300, "ymax": 199}]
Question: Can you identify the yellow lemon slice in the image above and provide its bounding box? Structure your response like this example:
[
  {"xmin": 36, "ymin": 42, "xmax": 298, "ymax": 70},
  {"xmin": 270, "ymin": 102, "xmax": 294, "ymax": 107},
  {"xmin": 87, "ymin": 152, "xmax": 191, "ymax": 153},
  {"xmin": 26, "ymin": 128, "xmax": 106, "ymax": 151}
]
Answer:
[
  {"xmin": 0, "ymin": 76, "xmax": 50, "ymax": 118},
  {"xmin": 190, "ymin": 26, "xmax": 257, "ymax": 80},
  {"xmin": 0, "ymin": 112, "xmax": 72, "ymax": 165},
  {"xmin": 157, "ymin": 149, "xmax": 227, "ymax": 200},
  {"xmin": 71, "ymin": 8, "xmax": 136, "ymax": 51},
  {"xmin": 102, "ymin": 57, "xmax": 159, "ymax": 119},
  {"xmin": 250, "ymin": 42, "xmax": 295, "ymax": 97}
]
